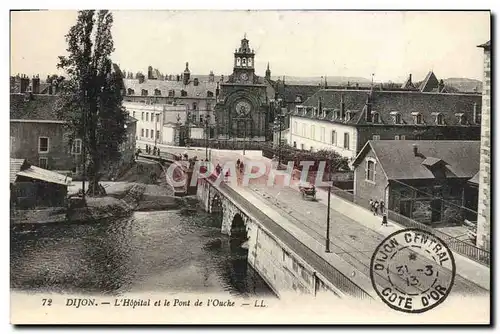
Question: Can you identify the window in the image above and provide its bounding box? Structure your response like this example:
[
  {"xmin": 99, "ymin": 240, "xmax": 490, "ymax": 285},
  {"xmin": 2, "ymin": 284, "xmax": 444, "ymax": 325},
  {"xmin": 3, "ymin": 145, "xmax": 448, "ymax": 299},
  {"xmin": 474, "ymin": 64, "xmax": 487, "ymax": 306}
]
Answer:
[
  {"xmin": 132, "ymin": 111, "xmax": 136, "ymax": 118},
  {"xmin": 156, "ymin": 130, "xmax": 160, "ymax": 139},
  {"xmin": 242, "ymin": 58, "xmax": 247, "ymax": 66},
  {"xmin": 311, "ymin": 125, "xmax": 315, "ymax": 140},
  {"xmin": 207, "ymin": 91, "xmax": 214, "ymax": 98},
  {"xmin": 141, "ymin": 89, "xmax": 148, "ymax": 96},
  {"xmin": 127, "ymin": 88, "xmax": 135, "ymax": 95},
  {"xmin": 437, "ymin": 114, "xmax": 444, "ymax": 125},
  {"xmin": 146, "ymin": 129, "xmax": 149, "ymax": 137},
  {"xmin": 72, "ymin": 139, "xmax": 82, "ymax": 155},
  {"xmin": 206, "ymin": 103, "xmax": 212, "ymax": 111},
  {"xmin": 149, "ymin": 130, "xmax": 152, "ymax": 139},
  {"xmin": 39, "ymin": 157, "xmax": 48, "ymax": 169},
  {"xmin": 146, "ymin": 113, "xmax": 149, "ymax": 122},
  {"xmin": 193, "ymin": 102, "xmax": 197, "ymax": 110},
  {"xmin": 320, "ymin": 127, "xmax": 325, "ymax": 142},
  {"xmin": 401, "ymin": 135, "xmax": 406, "ymax": 140},
  {"xmin": 141, "ymin": 128, "xmax": 144, "ymax": 137},
  {"xmin": 168, "ymin": 90, "xmax": 175, "ymax": 97},
  {"xmin": 156, "ymin": 114, "xmax": 160, "ymax": 122},
  {"xmin": 394, "ymin": 135, "xmax": 400, "ymax": 140},
  {"xmin": 416, "ymin": 114, "xmax": 423, "ymax": 124},
  {"xmin": 236, "ymin": 57, "xmax": 241, "ymax": 66},
  {"xmin": 141, "ymin": 112, "xmax": 144, "ymax": 121},
  {"xmin": 301, "ymin": 124, "xmax": 306, "ymax": 137},
  {"xmin": 154, "ymin": 88, "xmax": 161, "ymax": 96},
  {"xmin": 373, "ymin": 112, "xmax": 380, "ymax": 123},
  {"xmin": 366, "ymin": 160, "xmax": 375, "ymax": 182},
  {"xmin": 248, "ymin": 58, "xmax": 253, "ymax": 67},
  {"xmin": 331, "ymin": 130, "xmax": 337, "ymax": 145},
  {"xmin": 38, "ymin": 137, "xmax": 49, "ymax": 153},
  {"xmin": 343, "ymin": 133, "xmax": 349, "ymax": 150},
  {"xmin": 181, "ymin": 90, "xmax": 187, "ymax": 97},
  {"xmin": 395, "ymin": 114, "xmax": 402, "ymax": 124},
  {"xmin": 293, "ymin": 141, "xmax": 297, "ymax": 148},
  {"xmin": 373, "ymin": 135, "xmax": 380, "ymax": 140}
]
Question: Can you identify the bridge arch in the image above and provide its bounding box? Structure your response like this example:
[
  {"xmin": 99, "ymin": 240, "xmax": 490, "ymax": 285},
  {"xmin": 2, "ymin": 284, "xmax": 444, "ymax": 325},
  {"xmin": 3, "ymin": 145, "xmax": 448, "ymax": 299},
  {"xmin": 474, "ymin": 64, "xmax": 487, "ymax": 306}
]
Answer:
[{"xmin": 230, "ymin": 213, "xmax": 248, "ymax": 251}]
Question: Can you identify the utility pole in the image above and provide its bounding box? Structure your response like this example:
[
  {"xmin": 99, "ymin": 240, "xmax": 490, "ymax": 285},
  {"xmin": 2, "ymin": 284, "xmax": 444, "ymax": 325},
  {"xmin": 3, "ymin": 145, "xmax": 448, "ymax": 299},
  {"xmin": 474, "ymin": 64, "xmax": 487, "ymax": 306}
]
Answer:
[{"xmin": 325, "ymin": 160, "xmax": 332, "ymax": 253}]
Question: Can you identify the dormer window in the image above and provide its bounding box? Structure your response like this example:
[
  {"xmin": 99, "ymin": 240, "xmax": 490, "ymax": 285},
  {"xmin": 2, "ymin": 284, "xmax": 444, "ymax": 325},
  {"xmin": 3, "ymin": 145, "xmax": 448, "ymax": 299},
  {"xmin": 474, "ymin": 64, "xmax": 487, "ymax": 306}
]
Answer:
[
  {"xmin": 181, "ymin": 90, "xmax": 187, "ymax": 97},
  {"xmin": 334, "ymin": 109, "xmax": 341, "ymax": 120},
  {"xmin": 127, "ymin": 88, "xmax": 135, "ymax": 95},
  {"xmin": 207, "ymin": 91, "xmax": 214, "ymax": 97},
  {"xmin": 455, "ymin": 113, "xmax": 467, "ymax": 125},
  {"xmin": 295, "ymin": 95, "xmax": 303, "ymax": 103},
  {"xmin": 141, "ymin": 89, "xmax": 148, "ymax": 96},
  {"xmin": 436, "ymin": 113, "xmax": 445, "ymax": 125},
  {"xmin": 412, "ymin": 112, "xmax": 423, "ymax": 124},
  {"xmin": 154, "ymin": 88, "xmax": 161, "ymax": 96},
  {"xmin": 372, "ymin": 112, "xmax": 380, "ymax": 123},
  {"xmin": 346, "ymin": 111, "xmax": 352, "ymax": 122},
  {"xmin": 390, "ymin": 111, "xmax": 402, "ymax": 124},
  {"xmin": 168, "ymin": 89, "xmax": 175, "ymax": 97}
]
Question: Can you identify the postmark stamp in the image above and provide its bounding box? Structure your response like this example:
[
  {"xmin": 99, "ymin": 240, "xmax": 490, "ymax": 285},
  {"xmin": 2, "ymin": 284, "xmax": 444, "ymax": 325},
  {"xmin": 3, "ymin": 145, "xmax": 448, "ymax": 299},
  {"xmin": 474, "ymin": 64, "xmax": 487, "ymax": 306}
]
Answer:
[{"xmin": 370, "ymin": 228, "xmax": 456, "ymax": 313}]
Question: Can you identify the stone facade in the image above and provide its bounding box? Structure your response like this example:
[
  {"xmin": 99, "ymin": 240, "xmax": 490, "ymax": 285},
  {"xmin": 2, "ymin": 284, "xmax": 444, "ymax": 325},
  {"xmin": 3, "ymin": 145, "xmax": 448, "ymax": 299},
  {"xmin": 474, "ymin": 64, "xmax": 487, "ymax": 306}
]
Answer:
[{"xmin": 476, "ymin": 41, "xmax": 491, "ymax": 251}]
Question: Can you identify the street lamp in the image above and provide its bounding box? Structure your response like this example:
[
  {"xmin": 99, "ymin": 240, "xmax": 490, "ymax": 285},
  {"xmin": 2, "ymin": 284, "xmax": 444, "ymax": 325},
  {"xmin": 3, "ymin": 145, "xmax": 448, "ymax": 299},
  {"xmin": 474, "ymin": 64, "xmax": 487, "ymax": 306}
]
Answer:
[
  {"xmin": 204, "ymin": 113, "xmax": 210, "ymax": 160},
  {"xmin": 325, "ymin": 163, "xmax": 332, "ymax": 253}
]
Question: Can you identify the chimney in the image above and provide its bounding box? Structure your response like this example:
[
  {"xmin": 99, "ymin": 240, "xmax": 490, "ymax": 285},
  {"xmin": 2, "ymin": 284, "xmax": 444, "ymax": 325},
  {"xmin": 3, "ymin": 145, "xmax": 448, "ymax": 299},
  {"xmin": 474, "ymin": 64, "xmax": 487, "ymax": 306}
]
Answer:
[
  {"xmin": 209, "ymin": 71, "xmax": 215, "ymax": 83},
  {"xmin": 20, "ymin": 74, "xmax": 30, "ymax": 93},
  {"xmin": 216, "ymin": 82, "xmax": 220, "ymax": 98},
  {"xmin": 413, "ymin": 144, "xmax": 418, "ymax": 156},
  {"xmin": 176, "ymin": 74, "xmax": 180, "ymax": 82},
  {"xmin": 340, "ymin": 94, "xmax": 346, "ymax": 120},
  {"xmin": 32, "ymin": 75, "xmax": 40, "ymax": 94},
  {"xmin": 193, "ymin": 78, "xmax": 199, "ymax": 86},
  {"xmin": 438, "ymin": 79, "xmax": 445, "ymax": 93},
  {"xmin": 365, "ymin": 93, "xmax": 373, "ymax": 122},
  {"xmin": 409, "ymin": 73, "xmax": 412, "ymax": 83}
]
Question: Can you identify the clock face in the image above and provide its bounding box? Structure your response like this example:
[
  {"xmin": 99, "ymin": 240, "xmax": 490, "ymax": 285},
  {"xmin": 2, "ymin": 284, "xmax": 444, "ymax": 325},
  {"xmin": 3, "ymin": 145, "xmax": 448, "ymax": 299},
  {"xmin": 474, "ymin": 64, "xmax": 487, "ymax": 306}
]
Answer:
[
  {"xmin": 239, "ymin": 73, "xmax": 249, "ymax": 81},
  {"xmin": 235, "ymin": 100, "xmax": 252, "ymax": 116}
]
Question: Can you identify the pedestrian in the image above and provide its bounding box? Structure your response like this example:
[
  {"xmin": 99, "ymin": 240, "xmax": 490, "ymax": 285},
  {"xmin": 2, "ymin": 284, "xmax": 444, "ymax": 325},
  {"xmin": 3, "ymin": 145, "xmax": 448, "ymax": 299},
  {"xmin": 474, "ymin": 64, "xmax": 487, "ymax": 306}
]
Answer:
[
  {"xmin": 157, "ymin": 148, "xmax": 161, "ymax": 156},
  {"xmin": 236, "ymin": 159, "xmax": 241, "ymax": 168},
  {"xmin": 380, "ymin": 201, "xmax": 385, "ymax": 215},
  {"xmin": 369, "ymin": 199, "xmax": 374, "ymax": 214},
  {"xmin": 381, "ymin": 214, "xmax": 388, "ymax": 227},
  {"xmin": 146, "ymin": 144, "xmax": 149, "ymax": 154},
  {"xmin": 374, "ymin": 200, "xmax": 379, "ymax": 216},
  {"xmin": 153, "ymin": 146, "xmax": 157, "ymax": 155},
  {"xmin": 215, "ymin": 163, "xmax": 222, "ymax": 176}
]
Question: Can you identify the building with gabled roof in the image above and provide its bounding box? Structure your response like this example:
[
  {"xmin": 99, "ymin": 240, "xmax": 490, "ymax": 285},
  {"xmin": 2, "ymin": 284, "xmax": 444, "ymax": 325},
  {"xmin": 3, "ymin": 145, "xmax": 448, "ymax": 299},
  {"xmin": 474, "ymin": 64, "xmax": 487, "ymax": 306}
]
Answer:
[
  {"xmin": 351, "ymin": 140, "xmax": 480, "ymax": 225},
  {"xmin": 288, "ymin": 88, "xmax": 482, "ymax": 160}
]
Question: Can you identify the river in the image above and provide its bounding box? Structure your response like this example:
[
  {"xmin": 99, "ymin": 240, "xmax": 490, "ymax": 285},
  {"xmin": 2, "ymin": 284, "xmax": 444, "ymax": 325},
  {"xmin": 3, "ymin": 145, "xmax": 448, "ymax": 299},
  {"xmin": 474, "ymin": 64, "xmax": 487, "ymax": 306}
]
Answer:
[{"xmin": 10, "ymin": 205, "xmax": 275, "ymax": 298}]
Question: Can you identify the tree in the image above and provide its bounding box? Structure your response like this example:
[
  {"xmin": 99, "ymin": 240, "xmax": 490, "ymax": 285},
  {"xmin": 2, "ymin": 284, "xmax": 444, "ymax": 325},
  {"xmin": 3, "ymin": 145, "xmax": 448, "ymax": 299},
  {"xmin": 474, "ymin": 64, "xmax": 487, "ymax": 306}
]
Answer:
[{"xmin": 56, "ymin": 10, "xmax": 127, "ymax": 196}]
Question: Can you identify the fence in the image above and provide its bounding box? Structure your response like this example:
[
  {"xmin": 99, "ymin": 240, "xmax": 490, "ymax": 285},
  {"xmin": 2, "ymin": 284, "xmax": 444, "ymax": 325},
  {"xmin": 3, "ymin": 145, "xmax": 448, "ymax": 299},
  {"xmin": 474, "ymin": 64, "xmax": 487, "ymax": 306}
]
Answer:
[{"xmin": 326, "ymin": 184, "xmax": 490, "ymax": 267}]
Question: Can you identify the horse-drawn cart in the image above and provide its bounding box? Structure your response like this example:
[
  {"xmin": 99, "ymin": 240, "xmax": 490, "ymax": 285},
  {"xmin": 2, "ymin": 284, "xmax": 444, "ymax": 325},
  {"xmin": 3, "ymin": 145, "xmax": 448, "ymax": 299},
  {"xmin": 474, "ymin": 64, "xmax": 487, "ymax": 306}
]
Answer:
[{"xmin": 298, "ymin": 182, "xmax": 316, "ymax": 200}]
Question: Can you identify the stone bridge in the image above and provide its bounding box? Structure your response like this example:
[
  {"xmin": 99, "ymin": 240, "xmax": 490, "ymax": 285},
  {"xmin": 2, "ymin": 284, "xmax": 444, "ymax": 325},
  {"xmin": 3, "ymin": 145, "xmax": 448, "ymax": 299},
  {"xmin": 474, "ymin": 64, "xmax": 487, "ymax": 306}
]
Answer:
[{"xmin": 196, "ymin": 177, "xmax": 373, "ymax": 299}]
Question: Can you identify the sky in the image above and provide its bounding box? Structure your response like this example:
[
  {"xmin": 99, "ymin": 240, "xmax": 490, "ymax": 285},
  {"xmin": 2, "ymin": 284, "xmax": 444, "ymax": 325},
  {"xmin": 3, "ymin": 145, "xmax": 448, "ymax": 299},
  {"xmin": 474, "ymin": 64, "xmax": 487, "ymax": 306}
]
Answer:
[{"xmin": 10, "ymin": 10, "xmax": 490, "ymax": 83}]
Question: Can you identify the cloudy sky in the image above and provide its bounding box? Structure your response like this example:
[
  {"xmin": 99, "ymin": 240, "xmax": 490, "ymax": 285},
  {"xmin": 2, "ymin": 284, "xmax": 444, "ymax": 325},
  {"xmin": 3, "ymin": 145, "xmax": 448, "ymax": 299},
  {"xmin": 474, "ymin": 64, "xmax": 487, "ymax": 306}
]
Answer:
[{"xmin": 10, "ymin": 10, "xmax": 490, "ymax": 83}]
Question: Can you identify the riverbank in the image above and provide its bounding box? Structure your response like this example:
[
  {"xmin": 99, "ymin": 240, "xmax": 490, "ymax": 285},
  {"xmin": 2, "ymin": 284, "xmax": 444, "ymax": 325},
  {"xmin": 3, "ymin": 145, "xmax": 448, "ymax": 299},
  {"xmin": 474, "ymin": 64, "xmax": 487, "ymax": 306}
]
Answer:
[{"xmin": 11, "ymin": 181, "xmax": 190, "ymax": 226}]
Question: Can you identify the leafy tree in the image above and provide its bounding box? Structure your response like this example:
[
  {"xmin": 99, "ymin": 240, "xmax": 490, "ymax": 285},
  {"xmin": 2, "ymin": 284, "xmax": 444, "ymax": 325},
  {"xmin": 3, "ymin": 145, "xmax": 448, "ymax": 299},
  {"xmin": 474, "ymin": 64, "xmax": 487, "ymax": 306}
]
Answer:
[{"xmin": 56, "ymin": 10, "xmax": 127, "ymax": 196}]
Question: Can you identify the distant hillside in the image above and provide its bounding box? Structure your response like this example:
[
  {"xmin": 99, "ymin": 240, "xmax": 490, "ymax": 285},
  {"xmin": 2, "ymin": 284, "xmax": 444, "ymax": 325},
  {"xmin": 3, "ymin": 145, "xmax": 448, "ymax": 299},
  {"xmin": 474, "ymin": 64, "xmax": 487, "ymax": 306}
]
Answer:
[
  {"xmin": 443, "ymin": 78, "xmax": 482, "ymax": 93},
  {"xmin": 272, "ymin": 76, "xmax": 371, "ymax": 86}
]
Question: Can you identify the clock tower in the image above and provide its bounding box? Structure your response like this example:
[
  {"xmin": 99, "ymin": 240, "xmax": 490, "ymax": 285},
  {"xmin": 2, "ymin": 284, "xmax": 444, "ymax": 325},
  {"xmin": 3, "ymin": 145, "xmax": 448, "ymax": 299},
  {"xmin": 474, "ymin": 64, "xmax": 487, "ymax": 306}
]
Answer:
[
  {"xmin": 232, "ymin": 34, "xmax": 255, "ymax": 84},
  {"xmin": 214, "ymin": 35, "xmax": 273, "ymax": 142}
]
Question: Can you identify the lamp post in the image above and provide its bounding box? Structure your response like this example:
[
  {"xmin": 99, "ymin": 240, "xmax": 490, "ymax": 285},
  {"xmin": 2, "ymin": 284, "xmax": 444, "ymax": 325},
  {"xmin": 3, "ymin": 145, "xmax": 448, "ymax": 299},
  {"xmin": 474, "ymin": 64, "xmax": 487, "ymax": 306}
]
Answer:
[
  {"xmin": 205, "ymin": 113, "xmax": 210, "ymax": 160},
  {"xmin": 325, "ymin": 165, "xmax": 332, "ymax": 253}
]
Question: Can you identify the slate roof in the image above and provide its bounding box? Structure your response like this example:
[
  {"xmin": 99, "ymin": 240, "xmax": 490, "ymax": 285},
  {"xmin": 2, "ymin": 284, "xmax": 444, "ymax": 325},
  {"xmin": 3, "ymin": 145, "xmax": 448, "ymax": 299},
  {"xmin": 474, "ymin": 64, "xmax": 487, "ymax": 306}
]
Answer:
[
  {"xmin": 296, "ymin": 89, "xmax": 481, "ymax": 127},
  {"xmin": 123, "ymin": 78, "xmax": 217, "ymax": 98},
  {"xmin": 10, "ymin": 93, "xmax": 60, "ymax": 121},
  {"xmin": 352, "ymin": 140, "xmax": 480, "ymax": 180},
  {"xmin": 419, "ymin": 71, "xmax": 440, "ymax": 92},
  {"xmin": 275, "ymin": 83, "xmax": 322, "ymax": 104}
]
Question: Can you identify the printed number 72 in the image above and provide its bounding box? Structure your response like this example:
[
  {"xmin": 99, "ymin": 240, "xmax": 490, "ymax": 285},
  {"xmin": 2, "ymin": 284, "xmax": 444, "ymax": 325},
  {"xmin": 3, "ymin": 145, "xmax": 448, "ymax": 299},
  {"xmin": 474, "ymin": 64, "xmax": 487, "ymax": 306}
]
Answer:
[{"xmin": 42, "ymin": 298, "xmax": 52, "ymax": 306}]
